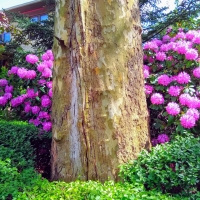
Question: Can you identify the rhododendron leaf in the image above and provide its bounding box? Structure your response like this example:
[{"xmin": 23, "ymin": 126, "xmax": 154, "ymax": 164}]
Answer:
[
  {"xmin": 35, "ymin": 96, "xmax": 40, "ymax": 101},
  {"xmin": 163, "ymin": 112, "xmax": 168, "ymax": 117},
  {"xmin": 167, "ymin": 115, "xmax": 174, "ymax": 126},
  {"xmin": 34, "ymin": 87, "xmax": 38, "ymax": 93},
  {"xmin": 39, "ymin": 87, "xmax": 45, "ymax": 93}
]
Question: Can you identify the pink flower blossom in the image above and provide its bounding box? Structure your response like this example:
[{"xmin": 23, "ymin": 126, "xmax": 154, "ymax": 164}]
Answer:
[
  {"xmin": 39, "ymin": 111, "xmax": 50, "ymax": 120},
  {"xmin": 186, "ymin": 96, "xmax": 200, "ymax": 109},
  {"xmin": 26, "ymin": 88, "xmax": 38, "ymax": 98},
  {"xmin": 166, "ymin": 102, "xmax": 180, "ymax": 116},
  {"xmin": 44, "ymin": 60, "xmax": 53, "ymax": 68},
  {"xmin": 37, "ymin": 62, "xmax": 48, "ymax": 73},
  {"xmin": 185, "ymin": 30, "xmax": 197, "ymax": 40},
  {"xmin": 0, "ymin": 79, "xmax": 8, "ymax": 87},
  {"xmin": 176, "ymin": 72, "xmax": 190, "ymax": 84},
  {"xmin": 17, "ymin": 68, "xmax": 28, "ymax": 79},
  {"xmin": 156, "ymin": 52, "xmax": 166, "ymax": 61},
  {"xmin": 175, "ymin": 32, "xmax": 185, "ymax": 40},
  {"xmin": 157, "ymin": 134, "xmax": 170, "ymax": 144},
  {"xmin": 151, "ymin": 138, "xmax": 158, "ymax": 146},
  {"xmin": 46, "ymin": 81, "xmax": 52, "ymax": 88},
  {"xmin": 29, "ymin": 118, "xmax": 40, "ymax": 126},
  {"xmin": 24, "ymin": 104, "xmax": 32, "ymax": 113},
  {"xmin": 41, "ymin": 53, "xmax": 49, "ymax": 61},
  {"xmin": 48, "ymin": 88, "xmax": 52, "ymax": 98},
  {"xmin": 145, "ymin": 85, "xmax": 153, "ymax": 95},
  {"xmin": 38, "ymin": 79, "xmax": 46, "ymax": 85},
  {"xmin": 8, "ymin": 66, "xmax": 19, "ymax": 75},
  {"xmin": 193, "ymin": 67, "xmax": 200, "ymax": 78},
  {"xmin": 4, "ymin": 93, "xmax": 12, "ymax": 100},
  {"xmin": 186, "ymin": 108, "xmax": 199, "ymax": 121},
  {"xmin": 42, "ymin": 68, "xmax": 52, "ymax": 78},
  {"xmin": 193, "ymin": 34, "xmax": 200, "ymax": 44},
  {"xmin": 180, "ymin": 114, "xmax": 196, "ymax": 129},
  {"xmin": 179, "ymin": 93, "xmax": 191, "ymax": 106},
  {"xmin": 26, "ymin": 70, "xmax": 37, "ymax": 80},
  {"xmin": 31, "ymin": 106, "xmax": 40, "ymax": 114},
  {"xmin": 185, "ymin": 49, "xmax": 198, "ymax": 60},
  {"xmin": 162, "ymin": 35, "xmax": 171, "ymax": 43},
  {"xmin": 0, "ymin": 96, "xmax": 7, "ymax": 106},
  {"xmin": 26, "ymin": 54, "xmax": 39, "ymax": 64},
  {"xmin": 43, "ymin": 122, "xmax": 52, "ymax": 131},
  {"xmin": 5, "ymin": 85, "xmax": 13, "ymax": 93},
  {"xmin": 168, "ymin": 86, "xmax": 181, "ymax": 96},
  {"xmin": 143, "ymin": 41, "xmax": 158, "ymax": 52},
  {"xmin": 157, "ymin": 74, "xmax": 171, "ymax": 86},
  {"xmin": 144, "ymin": 69, "xmax": 150, "ymax": 78},
  {"xmin": 176, "ymin": 42, "xmax": 189, "ymax": 54},
  {"xmin": 11, "ymin": 96, "xmax": 23, "ymax": 107},
  {"xmin": 150, "ymin": 93, "xmax": 164, "ymax": 105},
  {"xmin": 41, "ymin": 97, "xmax": 51, "ymax": 107}
]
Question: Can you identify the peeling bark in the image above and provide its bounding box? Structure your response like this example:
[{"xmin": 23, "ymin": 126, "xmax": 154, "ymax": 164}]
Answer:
[{"xmin": 51, "ymin": 0, "xmax": 151, "ymax": 182}]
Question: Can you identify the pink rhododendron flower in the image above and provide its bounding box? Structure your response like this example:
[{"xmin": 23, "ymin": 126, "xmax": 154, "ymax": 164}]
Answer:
[
  {"xmin": 24, "ymin": 104, "xmax": 32, "ymax": 113},
  {"xmin": 26, "ymin": 88, "xmax": 38, "ymax": 98},
  {"xmin": 175, "ymin": 32, "xmax": 185, "ymax": 40},
  {"xmin": 143, "ymin": 41, "xmax": 158, "ymax": 52},
  {"xmin": 144, "ymin": 69, "xmax": 150, "ymax": 78},
  {"xmin": 157, "ymin": 74, "xmax": 171, "ymax": 86},
  {"xmin": 151, "ymin": 138, "xmax": 158, "ymax": 146},
  {"xmin": 41, "ymin": 97, "xmax": 51, "ymax": 107},
  {"xmin": 186, "ymin": 96, "xmax": 200, "ymax": 109},
  {"xmin": 168, "ymin": 86, "xmax": 181, "ymax": 96},
  {"xmin": 26, "ymin": 54, "xmax": 39, "ymax": 64},
  {"xmin": 162, "ymin": 35, "xmax": 171, "ymax": 43},
  {"xmin": 176, "ymin": 72, "xmax": 190, "ymax": 84},
  {"xmin": 26, "ymin": 70, "xmax": 37, "ymax": 80},
  {"xmin": 44, "ymin": 60, "xmax": 53, "ymax": 68},
  {"xmin": 193, "ymin": 34, "xmax": 200, "ymax": 44},
  {"xmin": 31, "ymin": 106, "xmax": 40, "ymax": 114},
  {"xmin": 185, "ymin": 30, "xmax": 197, "ymax": 40},
  {"xmin": 156, "ymin": 52, "xmax": 166, "ymax": 61},
  {"xmin": 145, "ymin": 85, "xmax": 153, "ymax": 95},
  {"xmin": 38, "ymin": 79, "xmax": 46, "ymax": 85},
  {"xmin": 8, "ymin": 66, "xmax": 19, "ymax": 75},
  {"xmin": 166, "ymin": 102, "xmax": 180, "ymax": 116},
  {"xmin": 179, "ymin": 93, "xmax": 191, "ymax": 106},
  {"xmin": 186, "ymin": 108, "xmax": 199, "ymax": 121},
  {"xmin": 0, "ymin": 79, "xmax": 8, "ymax": 87},
  {"xmin": 185, "ymin": 49, "xmax": 198, "ymax": 60},
  {"xmin": 157, "ymin": 134, "xmax": 170, "ymax": 144},
  {"xmin": 180, "ymin": 114, "xmax": 196, "ymax": 129},
  {"xmin": 46, "ymin": 81, "xmax": 52, "ymax": 88},
  {"xmin": 43, "ymin": 122, "xmax": 52, "ymax": 131},
  {"xmin": 150, "ymin": 93, "xmax": 164, "ymax": 105},
  {"xmin": 42, "ymin": 68, "xmax": 52, "ymax": 78},
  {"xmin": 4, "ymin": 93, "xmax": 12, "ymax": 100},
  {"xmin": 176, "ymin": 42, "xmax": 189, "ymax": 54},
  {"xmin": 39, "ymin": 111, "xmax": 50, "ymax": 120},
  {"xmin": 11, "ymin": 96, "xmax": 23, "ymax": 107},
  {"xmin": 48, "ymin": 88, "xmax": 52, "ymax": 98},
  {"xmin": 5, "ymin": 85, "xmax": 13, "ymax": 93},
  {"xmin": 29, "ymin": 118, "xmax": 40, "ymax": 126},
  {"xmin": 17, "ymin": 68, "xmax": 28, "ymax": 79},
  {"xmin": 37, "ymin": 62, "xmax": 48, "ymax": 72},
  {"xmin": 193, "ymin": 67, "xmax": 200, "ymax": 78},
  {"xmin": 0, "ymin": 96, "xmax": 7, "ymax": 106},
  {"xmin": 41, "ymin": 53, "xmax": 49, "ymax": 61}
]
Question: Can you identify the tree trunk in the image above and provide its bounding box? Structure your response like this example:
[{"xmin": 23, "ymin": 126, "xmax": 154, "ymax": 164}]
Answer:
[{"xmin": 51, "ymin": 0, "xmax": 151, "ymax": 182}]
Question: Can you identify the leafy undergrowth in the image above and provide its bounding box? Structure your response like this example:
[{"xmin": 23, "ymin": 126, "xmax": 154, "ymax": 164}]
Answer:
[
  {"xmin": 1, "ymin": 120, "xmax": 200, "ymax": 199},
  {"xmin": 0, "ymin": 159, "xmax": 187, "ymax": 200}
]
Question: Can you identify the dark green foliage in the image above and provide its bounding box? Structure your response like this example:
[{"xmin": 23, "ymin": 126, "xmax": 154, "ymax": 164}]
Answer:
[
  {"xmin": 120, "ymin": 135, "xmax": 200, "ymax": 195},
  {"xmin": 0, "ymin": 120, "xmax": 40, "ymax": 169}
]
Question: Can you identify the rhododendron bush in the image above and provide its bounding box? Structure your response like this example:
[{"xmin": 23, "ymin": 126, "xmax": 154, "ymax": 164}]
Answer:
[
  {"xmin": 0, "ymin": 50, "xmax": 53, "ymax": 132},
  {"xmin": 144, "ymin": 28, "xmax": 200, "ymax": 142}
]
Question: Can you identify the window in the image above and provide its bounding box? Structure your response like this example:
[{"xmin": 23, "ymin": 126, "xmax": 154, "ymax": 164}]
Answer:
[
  {"xmin": 0, "ymin": 32, "xmax": 11, "ymax": 43},
  {"xmin": 30, "ymin": 14, "xmax": 48, "ymax": 23},
  {"xmin": 4, "ymin": 32, "xmax": 11, "ymax": 42},
  {"xmin": 31, "ymin": 16, "xmax": 39, "ymax": 22},
  {"xmin": 40, "ymin": 14, "xmax": 48, "ymax": 21}
]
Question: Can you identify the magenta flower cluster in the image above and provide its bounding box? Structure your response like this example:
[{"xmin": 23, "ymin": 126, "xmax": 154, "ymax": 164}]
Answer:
[
  {"xmin": 152, "ymin": 134, "xmax": 170, "ymax": 146},
  {"xmin": 0, "ymin": 50, "xmax": 54, "ymax": 132},
  {"xmin": 144, "ymin": 29, "xmax": 200, "ymax": 130}
]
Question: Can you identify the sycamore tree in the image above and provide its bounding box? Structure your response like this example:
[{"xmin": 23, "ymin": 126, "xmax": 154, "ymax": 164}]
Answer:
[{"xmin": 51, "ymin": 0, "xmax": 151, "ymax": 182}]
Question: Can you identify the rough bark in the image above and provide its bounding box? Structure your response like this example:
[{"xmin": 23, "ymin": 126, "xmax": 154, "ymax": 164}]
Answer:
[{"xmin": 51, "ymin": 0, "xmax": 151, "ymax": 182}]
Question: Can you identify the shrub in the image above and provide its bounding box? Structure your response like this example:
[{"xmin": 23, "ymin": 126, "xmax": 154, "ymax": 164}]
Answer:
[
  {"xmin": 120, "ymin": 135, "xmax": 200, "ymax": 195},
  {"xmin": 143, "ymin": 29, "xmax": 200, "ymax": 140},
  {"xmin": 0, "ymin": 120, "xmax": 41, "ymax": 170}
]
